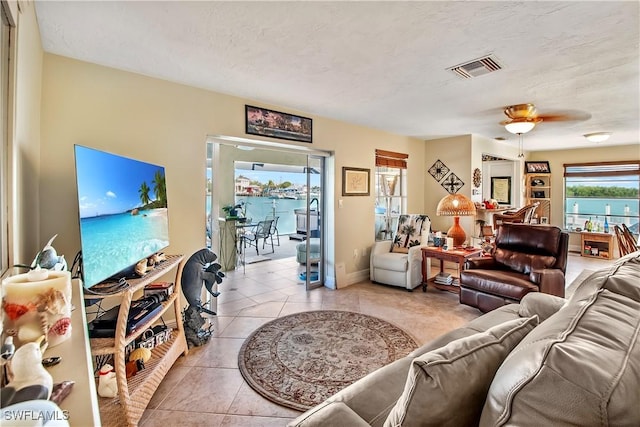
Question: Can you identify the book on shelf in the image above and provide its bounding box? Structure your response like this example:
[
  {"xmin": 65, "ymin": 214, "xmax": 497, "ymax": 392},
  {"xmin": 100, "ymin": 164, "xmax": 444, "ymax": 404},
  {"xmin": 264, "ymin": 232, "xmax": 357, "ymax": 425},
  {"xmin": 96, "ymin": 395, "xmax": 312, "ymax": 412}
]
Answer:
[
  {"xmin": 434, "ymin": 273, "xmax": 453, "ymax": 285},
  {"xmin": 143, "ymin": 281, "xmax": 175, "ymax": 298}
]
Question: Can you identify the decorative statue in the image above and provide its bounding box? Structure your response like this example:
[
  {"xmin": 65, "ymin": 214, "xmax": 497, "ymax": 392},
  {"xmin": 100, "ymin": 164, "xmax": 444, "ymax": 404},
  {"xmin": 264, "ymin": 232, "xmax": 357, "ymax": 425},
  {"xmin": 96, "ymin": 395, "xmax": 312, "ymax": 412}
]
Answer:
[
  {"xmin": 1, "ymin": 336, "xmax": 52, "ymax": 406},
  {"xmin": 180, "ymin": 249, "xmax": 225, "ymax": 348},
  {"xmin": 97, "ymin": 364, "xmax": 118, "ymax": 398},
  {"xmin": 181, "ymin": 249, "xmax": 224, "ymax": 316}
]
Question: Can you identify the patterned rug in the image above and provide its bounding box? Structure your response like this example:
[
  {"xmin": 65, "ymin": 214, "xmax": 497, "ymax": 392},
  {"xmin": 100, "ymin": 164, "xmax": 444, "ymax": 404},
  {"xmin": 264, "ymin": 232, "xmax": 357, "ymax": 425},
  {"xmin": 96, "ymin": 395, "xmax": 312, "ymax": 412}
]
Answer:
[{"xmin": 237, "ymin": 310, "xmax": 418, "ymax": 411}]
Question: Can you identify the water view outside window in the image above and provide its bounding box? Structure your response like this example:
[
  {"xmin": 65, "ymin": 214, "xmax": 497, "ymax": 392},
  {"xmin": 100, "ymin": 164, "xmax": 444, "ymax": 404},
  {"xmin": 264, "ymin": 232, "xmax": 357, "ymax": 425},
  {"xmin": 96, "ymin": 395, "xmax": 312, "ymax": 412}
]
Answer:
[{"xmin": 564, "ymin": 162, "xmax": 639, "ymax": 234}]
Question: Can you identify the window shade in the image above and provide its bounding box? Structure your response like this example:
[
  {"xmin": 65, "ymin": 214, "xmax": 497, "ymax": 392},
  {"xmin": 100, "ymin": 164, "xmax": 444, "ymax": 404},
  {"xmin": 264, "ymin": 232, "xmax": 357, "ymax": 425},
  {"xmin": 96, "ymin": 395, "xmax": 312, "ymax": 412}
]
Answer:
[
  {"xmin": 375, "ymin": 149, "xmax": 408, "ymax": 169},
  {"xmin": 564, "ymin": 161, "xmax": 640, "ymax": 177}
]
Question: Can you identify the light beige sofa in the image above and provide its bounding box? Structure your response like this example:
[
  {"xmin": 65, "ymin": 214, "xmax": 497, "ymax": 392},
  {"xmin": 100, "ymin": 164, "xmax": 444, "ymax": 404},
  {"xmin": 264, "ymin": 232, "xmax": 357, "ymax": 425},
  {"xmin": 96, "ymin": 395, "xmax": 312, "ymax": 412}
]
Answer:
[{"xmin": 289, "ymin": 251, "xmax": 640, "ymax": 426}]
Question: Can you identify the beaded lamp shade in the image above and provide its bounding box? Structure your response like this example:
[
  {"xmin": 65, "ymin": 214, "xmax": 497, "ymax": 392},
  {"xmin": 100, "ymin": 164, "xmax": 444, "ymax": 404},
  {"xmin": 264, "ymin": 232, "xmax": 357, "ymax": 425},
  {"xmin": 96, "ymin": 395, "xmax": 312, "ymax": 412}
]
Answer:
[{"xmin": 436, "ymin": 194, "xmax": 477, "ymax": 246}]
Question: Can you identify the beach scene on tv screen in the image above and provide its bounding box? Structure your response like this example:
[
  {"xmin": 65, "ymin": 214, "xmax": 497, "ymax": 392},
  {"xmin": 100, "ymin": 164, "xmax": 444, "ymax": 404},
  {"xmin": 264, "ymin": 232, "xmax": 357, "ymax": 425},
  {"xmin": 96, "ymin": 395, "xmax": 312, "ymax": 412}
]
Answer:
[{"xmin": 75, "ymin": 146, "xmax": 169, "ymax": 287}]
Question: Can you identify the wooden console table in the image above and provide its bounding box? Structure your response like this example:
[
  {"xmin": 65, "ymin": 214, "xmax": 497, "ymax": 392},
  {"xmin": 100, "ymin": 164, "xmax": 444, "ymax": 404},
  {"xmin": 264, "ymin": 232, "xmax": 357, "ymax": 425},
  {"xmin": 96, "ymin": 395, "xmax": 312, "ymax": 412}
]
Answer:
[
  {"xmin": 421, "ymin": 246, "xmax": 483, "ymax": 293},
  {"xmin": 580, "ymin": 232, "xmax": 615, "ymax": 259}
]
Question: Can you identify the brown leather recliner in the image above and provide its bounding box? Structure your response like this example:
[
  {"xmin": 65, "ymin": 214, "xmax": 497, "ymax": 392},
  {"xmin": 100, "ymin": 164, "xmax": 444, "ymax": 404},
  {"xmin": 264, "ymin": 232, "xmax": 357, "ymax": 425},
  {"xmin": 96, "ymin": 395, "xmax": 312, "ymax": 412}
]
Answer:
[{"xmin": 460, "ymin": 223, "xmax": 569, "ymax": 312}]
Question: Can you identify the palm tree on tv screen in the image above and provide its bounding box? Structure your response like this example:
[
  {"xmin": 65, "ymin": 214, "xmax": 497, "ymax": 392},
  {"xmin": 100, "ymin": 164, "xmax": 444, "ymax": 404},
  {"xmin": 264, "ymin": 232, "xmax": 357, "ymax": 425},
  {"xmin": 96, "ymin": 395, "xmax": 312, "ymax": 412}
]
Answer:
[
  {"xmin": 139, "ymin": 181, "xmax": 151, "ymax": 207},
  {"xmin": 153, "ymin": 170, "xmax": 167, "ymax": 207}
]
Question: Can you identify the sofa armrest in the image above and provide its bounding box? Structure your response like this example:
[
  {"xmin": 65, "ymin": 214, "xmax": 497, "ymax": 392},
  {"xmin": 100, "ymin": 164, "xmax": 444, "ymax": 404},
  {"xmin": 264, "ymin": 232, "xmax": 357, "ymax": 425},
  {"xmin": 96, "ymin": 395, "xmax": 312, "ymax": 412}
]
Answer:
[
  {"xmin": 518, "ymin": 292, "xmax": 566, "ymax": 322},
  {"xmin": 288, "ymin": 401, "xmax": 370, "ymax": 427},
  {"xmin": 465, "ymin": 257, "xmax": 499, "ymax": 270},
  {"xmin": 529, "ymin": 268, "xmax": 566, "ymax": 298}
]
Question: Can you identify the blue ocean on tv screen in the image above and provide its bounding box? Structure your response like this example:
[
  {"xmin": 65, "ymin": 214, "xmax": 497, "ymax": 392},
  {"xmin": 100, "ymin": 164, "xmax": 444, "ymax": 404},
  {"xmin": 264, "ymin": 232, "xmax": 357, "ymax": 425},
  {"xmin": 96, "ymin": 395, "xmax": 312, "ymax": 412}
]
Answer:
[
  {"xmin": 74, "ymin": 145, "xmax": 169, "ymax": 288},
  {"xmin": 80, "ymin": 211, "xmax": 169, "ymax": 287}
]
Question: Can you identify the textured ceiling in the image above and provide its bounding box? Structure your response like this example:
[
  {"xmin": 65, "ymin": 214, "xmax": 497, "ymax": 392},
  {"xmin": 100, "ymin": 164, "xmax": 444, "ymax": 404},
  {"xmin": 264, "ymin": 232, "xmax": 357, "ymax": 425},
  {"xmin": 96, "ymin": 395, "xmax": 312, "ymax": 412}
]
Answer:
[{"xmin": 34, "ymin": 1, "xmax": 640, "ymax": 152}]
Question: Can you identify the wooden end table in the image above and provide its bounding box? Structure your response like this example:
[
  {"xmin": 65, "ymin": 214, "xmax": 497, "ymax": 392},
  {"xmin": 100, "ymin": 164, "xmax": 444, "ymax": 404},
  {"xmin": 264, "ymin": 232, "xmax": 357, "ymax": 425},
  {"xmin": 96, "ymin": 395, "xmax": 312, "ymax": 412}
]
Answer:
[{"xmin": 421, "ymin": 246, "xmax": 483, "ymax": 293}]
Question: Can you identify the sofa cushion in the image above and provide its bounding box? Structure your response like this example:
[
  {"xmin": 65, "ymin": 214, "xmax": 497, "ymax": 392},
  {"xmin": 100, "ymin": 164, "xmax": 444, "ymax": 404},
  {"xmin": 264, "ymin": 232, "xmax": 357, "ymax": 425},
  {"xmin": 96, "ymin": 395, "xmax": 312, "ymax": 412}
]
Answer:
[
  {"xmin": 384, "ymin": 315, "xmax": 539, "ymax": 427},
  {"xmin": 391, "ymin": 215, "xmax": 430, "ymax": 254},
  {"xmin": 373, "ymin": 252, "xmax": 409, "ymax": 272},
  {"xmin": 493, "ymin": 224, "xmax": 562, "ymax": 273},
  {"xmin": 288, "ymin": 401, "xmax": 371, "ymax": 427},
  {"xmin": 480, "ymin": 251, "xmax": 640, "ymax": 427}
]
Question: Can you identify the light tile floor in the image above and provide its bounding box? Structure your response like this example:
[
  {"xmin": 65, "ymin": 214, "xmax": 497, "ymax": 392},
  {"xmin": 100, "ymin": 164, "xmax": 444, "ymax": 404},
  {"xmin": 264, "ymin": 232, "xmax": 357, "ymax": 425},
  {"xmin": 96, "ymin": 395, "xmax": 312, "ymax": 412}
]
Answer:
[{"xmin": 139, "ymin": 252, "xmax": 612, "ymax": 426}]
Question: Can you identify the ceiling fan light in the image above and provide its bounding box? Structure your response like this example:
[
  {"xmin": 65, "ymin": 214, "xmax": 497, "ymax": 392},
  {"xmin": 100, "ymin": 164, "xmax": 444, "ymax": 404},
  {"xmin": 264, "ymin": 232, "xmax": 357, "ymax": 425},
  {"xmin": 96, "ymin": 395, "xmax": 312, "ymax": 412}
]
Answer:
[
  {"xmin": 505, "ymin": 120, "xmax": 536, "ymax": 134},
  {"xmin": 583, "ymin": 132, "xmax": 612, "ymax": 143}
]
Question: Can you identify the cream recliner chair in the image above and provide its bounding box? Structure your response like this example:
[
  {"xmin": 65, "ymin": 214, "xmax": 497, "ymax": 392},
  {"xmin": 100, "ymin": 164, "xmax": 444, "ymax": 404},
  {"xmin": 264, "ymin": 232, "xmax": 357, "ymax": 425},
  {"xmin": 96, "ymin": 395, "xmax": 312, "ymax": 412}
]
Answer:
[{"xmin": 370, "ymin": 215, "xmax": 431, "ymax": 290}]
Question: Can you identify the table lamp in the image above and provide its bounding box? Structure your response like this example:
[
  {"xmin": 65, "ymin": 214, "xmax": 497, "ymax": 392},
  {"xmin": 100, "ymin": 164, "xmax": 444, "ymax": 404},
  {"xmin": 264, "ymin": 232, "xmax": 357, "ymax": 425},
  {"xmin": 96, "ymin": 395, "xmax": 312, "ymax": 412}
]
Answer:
[{"xmin": 436, "ymin": 193, "xmax": 477, "ymax": 247}]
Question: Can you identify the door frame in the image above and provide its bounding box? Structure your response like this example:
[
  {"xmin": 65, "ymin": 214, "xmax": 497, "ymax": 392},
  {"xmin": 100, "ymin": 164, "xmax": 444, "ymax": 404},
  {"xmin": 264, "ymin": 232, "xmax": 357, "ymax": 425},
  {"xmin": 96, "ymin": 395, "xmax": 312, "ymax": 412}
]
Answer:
[{"xmin": 206, "ymin": 134, "xmax": 334, "ymax": 288}]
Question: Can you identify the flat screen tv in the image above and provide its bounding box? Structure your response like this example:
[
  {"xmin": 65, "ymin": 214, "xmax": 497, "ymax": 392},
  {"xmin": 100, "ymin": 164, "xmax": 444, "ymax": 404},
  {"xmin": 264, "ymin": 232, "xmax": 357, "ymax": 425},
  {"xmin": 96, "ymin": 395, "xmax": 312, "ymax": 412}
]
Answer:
[{"xmin": 74, "ymin": 145, "xmax": 170, "ymax": 289}]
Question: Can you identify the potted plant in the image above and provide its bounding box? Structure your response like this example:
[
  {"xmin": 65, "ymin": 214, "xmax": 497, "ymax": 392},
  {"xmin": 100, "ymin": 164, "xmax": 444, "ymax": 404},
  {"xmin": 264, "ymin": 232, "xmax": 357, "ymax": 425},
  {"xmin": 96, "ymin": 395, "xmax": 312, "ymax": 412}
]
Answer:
[{"xmin": 222, "ymin": 201, "xmax": 247, "ymax": 221}]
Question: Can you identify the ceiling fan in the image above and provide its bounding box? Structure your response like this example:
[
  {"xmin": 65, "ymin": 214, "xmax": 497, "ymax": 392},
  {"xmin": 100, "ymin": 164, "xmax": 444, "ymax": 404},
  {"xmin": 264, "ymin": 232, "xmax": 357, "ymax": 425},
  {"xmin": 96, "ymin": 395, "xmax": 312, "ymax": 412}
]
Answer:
[{"xmin": 500, "ymin": 103, "xmax": 591, "ymax": 134}]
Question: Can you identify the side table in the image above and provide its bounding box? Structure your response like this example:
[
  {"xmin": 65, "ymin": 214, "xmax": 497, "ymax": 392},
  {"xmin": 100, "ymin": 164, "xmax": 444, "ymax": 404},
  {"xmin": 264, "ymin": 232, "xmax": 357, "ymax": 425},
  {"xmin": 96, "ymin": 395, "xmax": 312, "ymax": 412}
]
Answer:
[{"xmin": 421, "ymin": 246, "xmax": 483, "ymax": 293}]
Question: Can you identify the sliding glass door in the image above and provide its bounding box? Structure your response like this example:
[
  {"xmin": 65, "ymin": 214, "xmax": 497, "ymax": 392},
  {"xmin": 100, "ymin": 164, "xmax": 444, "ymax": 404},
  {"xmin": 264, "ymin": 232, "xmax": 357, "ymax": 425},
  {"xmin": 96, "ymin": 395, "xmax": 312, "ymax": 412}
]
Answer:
[
  {"xmin": 301, "ymin": 155, "xmax": 324, "ymax": 290},
  {"xmin": 206, "ymin": 138, "xmax": 327, "ymax": 289}
]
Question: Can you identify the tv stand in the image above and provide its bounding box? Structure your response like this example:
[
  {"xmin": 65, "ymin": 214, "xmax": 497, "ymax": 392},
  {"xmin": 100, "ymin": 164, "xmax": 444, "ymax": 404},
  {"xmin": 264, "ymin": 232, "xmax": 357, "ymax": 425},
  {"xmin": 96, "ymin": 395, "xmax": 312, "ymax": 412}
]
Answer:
[{"xmin": 84, "ymin": 254, "xmax": 187, "ymax": 427}]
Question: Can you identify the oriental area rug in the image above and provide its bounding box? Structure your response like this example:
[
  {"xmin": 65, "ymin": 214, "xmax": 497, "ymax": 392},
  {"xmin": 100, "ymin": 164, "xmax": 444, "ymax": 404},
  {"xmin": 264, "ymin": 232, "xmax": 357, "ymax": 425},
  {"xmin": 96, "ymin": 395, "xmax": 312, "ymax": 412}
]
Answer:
[{"xmin": 237, "ymin": 310, "xmax": 418, "ymax": 411}]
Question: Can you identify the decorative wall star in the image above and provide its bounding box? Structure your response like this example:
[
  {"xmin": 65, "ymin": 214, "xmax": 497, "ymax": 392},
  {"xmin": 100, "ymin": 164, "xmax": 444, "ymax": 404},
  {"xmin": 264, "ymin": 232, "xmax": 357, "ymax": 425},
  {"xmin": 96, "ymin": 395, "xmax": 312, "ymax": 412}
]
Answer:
[
  {"xmin": 441, "ymin": 172, "xmax": 464, "ymax": 194},
  {"xmin": 428, "ymin": 160, "xmax": 449, "ymax": 182}
]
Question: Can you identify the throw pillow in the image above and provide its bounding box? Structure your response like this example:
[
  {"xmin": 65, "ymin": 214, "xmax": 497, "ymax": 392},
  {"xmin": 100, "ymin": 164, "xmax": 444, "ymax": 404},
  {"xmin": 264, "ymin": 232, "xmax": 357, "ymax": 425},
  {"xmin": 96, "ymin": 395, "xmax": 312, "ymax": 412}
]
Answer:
[
  {"xmin": 391, "ymin": 215, "xmax": 430, "ymax": 253},
  {"xmin": 383, "ymin": 315, "xmax": 539, "ymax": 427}
]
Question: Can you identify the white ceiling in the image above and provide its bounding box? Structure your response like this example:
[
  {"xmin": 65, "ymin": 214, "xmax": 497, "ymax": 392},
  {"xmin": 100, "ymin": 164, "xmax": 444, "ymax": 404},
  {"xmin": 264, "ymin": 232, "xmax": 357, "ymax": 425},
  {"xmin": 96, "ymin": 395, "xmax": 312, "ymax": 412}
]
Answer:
[{"xmin": 34, "ymin": 1, "xmax": 640, "ymax": 152}]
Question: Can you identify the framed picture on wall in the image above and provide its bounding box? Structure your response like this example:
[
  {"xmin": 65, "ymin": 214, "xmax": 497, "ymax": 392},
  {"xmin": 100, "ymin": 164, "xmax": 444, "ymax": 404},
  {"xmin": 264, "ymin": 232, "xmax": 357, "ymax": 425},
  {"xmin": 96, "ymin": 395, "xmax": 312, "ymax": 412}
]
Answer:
[
  {"xmin": 342, "ymin": 167, "xmax": 370, "ymax": 196},
  {"xmin": 490, "ymin": 176, "xmax": 511, "ymax": 205},
  {"xmin": 245, "ymin": 105, "xmax": 313, "ymax": 143},
  {"xmin": 532, "ymin": 190, "xmax": 546, "ymax": 198},
  {"xmin": 524, "ymin": 161, "xmax": 550, "ymax": 173}
]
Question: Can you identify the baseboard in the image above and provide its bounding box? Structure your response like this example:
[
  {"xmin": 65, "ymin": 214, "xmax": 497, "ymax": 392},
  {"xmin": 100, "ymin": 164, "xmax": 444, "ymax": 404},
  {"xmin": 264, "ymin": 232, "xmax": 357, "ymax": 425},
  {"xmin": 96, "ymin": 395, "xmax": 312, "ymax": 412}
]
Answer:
[{"xmin": 337, "ymin": 268, "xmax": 370, "ymax": 288}]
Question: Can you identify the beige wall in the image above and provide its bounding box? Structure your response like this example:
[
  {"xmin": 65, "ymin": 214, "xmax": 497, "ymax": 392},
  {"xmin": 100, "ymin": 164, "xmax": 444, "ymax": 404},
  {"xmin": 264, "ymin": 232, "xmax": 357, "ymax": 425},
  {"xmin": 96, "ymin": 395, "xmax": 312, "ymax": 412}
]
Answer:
[
  {"xmin": 529, "ymin": 145, "xmax": 640, "ymax": 228},
  {"xmin": 530, "ymin": 145, "xmax": 640, "ymax": 252},
  {"xmin": 39, "ymin": 54, "xmax": 425, "ymax": 279},
  {"xmin": 15, "ymin": 3, "xmax": 640, "ymax": 279},
  {"xmin": 10, "ymin": 1, "xmax": 42, "ymax": 265},
  {"xmin": 424, "ymin": 135, "xmax": 521, "ymax": 241}
]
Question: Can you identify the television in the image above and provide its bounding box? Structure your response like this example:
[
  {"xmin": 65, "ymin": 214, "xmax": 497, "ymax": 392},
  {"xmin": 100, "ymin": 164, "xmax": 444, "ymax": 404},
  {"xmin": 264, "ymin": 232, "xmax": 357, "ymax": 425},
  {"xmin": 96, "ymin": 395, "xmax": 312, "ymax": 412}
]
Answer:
[{"xmin": 73, "ymin": 145, "xmax": 170, "ymax": 289}]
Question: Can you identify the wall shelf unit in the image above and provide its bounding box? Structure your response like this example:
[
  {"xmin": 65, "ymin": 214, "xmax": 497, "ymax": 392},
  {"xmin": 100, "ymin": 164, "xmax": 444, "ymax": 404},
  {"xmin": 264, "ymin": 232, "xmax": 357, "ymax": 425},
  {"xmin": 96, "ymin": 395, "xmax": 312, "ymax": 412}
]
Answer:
[
  {"xmin": 84, "ymin": 254, "xmax": 187, "ymax": 427},
  {"xmin": 525, "ymin": 173, "xmax": 551, "ymax": 222}
]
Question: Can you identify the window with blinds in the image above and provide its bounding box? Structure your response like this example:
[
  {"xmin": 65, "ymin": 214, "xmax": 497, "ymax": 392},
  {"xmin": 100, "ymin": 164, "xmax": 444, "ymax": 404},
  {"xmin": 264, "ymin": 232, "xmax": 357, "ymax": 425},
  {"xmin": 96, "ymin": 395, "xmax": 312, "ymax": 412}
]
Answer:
[
  {"xmin": 375, "ymin": 150, "xmax": 408, "ymax": 240},
  {"xmin": 563, "ymin": 161, "xmax": 639, "ymax": 235}
]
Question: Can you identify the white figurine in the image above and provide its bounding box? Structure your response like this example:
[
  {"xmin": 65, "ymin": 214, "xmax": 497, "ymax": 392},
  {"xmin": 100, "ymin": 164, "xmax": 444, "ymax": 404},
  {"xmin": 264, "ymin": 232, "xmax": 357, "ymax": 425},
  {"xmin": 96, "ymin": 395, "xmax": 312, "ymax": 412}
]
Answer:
[
  {"xmin": 4, "ymin": 336, "xmax": 52, "ymax": 402},
  {"xmin": 97, "ymin": 363, "xmax": 118, "ymax": 398}
]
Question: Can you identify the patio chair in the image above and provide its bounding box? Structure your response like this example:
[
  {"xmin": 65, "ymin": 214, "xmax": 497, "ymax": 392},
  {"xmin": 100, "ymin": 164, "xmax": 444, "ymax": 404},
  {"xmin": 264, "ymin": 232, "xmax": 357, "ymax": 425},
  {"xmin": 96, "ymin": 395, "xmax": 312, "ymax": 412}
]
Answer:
[
  {"xmin": 242, "ymin": 219, "xmax": 275, "ymax": 255},
  {"xmin": 266, "ymin": 216, "xmax": 280, "ymax": 246}
]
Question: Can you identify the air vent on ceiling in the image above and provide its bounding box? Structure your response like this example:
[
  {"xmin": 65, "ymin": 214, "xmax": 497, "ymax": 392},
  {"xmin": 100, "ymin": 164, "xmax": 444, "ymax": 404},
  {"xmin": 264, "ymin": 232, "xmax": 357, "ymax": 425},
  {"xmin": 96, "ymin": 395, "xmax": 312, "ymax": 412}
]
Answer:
[{"xmin": 448, "ymin": 55, "xmax": 502, "ymax": 79}]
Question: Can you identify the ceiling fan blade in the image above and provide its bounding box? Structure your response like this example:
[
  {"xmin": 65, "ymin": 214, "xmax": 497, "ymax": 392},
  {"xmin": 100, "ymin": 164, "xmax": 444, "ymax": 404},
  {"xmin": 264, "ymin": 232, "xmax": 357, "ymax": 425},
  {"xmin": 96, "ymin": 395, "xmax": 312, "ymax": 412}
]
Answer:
[{"xmin": 537, "ymin": 110, "xmax": 592, "ymax": 122}]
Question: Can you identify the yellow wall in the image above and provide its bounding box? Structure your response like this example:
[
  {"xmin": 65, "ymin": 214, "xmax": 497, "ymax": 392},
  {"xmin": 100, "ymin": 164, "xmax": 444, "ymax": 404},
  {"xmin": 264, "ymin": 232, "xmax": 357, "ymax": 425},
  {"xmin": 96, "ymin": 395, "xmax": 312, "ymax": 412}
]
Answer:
[
  {"xmin": 530, "ymin": 145, "xmax": 640, "ymax": 251},
  {"xmin": 39, "ymin": 54, "xmax": 425, "ymax": 278},
  {"xmin": 424, "ymin": 135, "xmax": 521, "ymax": 241},
  {"xmin": 529, "ymin": 145, "xmax": 640, "ymax": 228},
  {"xmin": 14, "ymin": 1, "xmax": 640, "ymax": 279},
  {"xmin": 10, "ymin": 1, "xmax": 42, "ymax": 265}
]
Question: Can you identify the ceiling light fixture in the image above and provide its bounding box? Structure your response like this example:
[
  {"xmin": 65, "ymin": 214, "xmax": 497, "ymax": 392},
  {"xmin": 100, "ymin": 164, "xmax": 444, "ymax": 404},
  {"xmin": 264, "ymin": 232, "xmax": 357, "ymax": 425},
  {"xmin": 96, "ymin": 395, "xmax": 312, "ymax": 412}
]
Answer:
[
  {"xmin": 583, "ymin": 132, "xmax": 612, "ymax": 143},
  {"xmin": 504, "ymin": 119, "xmax": 537, "ymax": 135}
]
